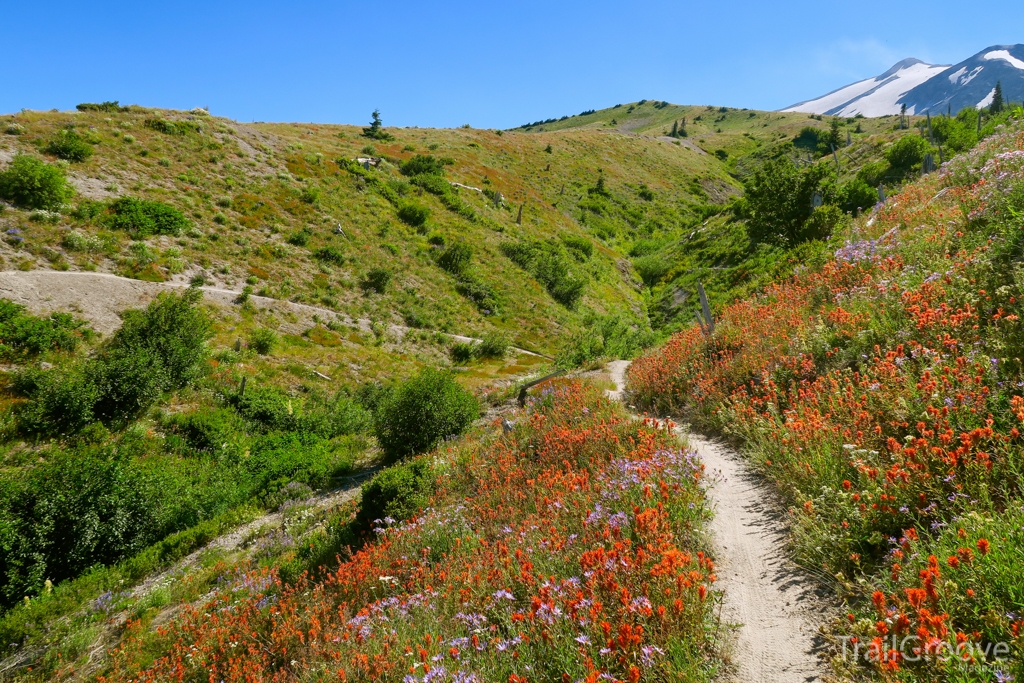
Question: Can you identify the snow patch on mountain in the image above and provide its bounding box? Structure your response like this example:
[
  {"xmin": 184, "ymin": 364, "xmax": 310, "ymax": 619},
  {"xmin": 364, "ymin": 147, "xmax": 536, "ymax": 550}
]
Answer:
[
  {"xmin": 983, "ymin": 50, "xmax": 1024, "ymax": 70},
  {"xmin": 977, "ymin": 87, "xmax": 996, "ymax": 108},
  {"xmin": 782, "ymin": 59, "xmax": 948, "ymax": 116}
]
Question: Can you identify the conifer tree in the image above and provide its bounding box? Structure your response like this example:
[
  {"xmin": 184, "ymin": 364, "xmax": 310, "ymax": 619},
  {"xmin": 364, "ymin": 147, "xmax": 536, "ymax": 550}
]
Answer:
[
  {"xmin": 362, "ymin": 109, "xmax": 393, "ymax": 141},
  {"xmin": 991, "ymin": 82, "xmax": 1004, "ymax": 114}
]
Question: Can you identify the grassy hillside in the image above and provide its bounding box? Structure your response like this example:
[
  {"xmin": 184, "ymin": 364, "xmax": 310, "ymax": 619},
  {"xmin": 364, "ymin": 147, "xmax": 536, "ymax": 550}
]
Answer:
[
  {"xmin": 0, "ymin": 106, "xmax": 733, "ymax": 361},
  {"xmin": 0, "ymin": 101, "xmax": 938, "ymax": 355}
]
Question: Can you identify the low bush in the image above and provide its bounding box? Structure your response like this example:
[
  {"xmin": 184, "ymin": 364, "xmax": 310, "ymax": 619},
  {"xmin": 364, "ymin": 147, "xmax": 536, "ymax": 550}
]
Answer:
[
  {"xmin": 0, "ymin": 154, "xmax": 73, "ymax": 210},
  {"xmin": 632, "ymin": 253, "xmax": 672, "ymax": 287},
  {"xmin": 840, "ymin": 177, "xmax": 879, "ymax": 213},
  {"xmin": 399, "ymin": 154, "xmax": 450, "ymax": 177},
  {"xmin": 373, "ymin": 367, "xmax": 478, "ymax": 462},
  {"xmin": 44, "ymin": 129, "xmax": 93, "ymax": 162},
  {"xmin": 286, "ymin": 230, "xmax": 310, "ymax": 247},
  {"xmin": 313, "ymin": 246, "xmax": 344, "ymax": 264},
  {"xmin": 104, "ymin": 197, "xmax": 190, "ymax": 238},
  {"xmin": 248, "ymin": 327, "xmax": 277, "ymax": 355},
  {"xmin": 397, "ymin": 203, "xmax": 429, "ymax": 227},
  {"xmin": 449, "ymin": 341, "xmax": 477, "ymax": 363},
  {"xmin": 14, "ymin": 363, "xmax": 101, "ymax": 435},
  {"xmin": 743, "ymin": 157, "xmax": 839, "ymax": 246},
  {"xmin": 560, "ymin": 234, "xmax": 593, "ymax": 260},
  {"xmin": 355, "ymin": 459, "xmax": 433, "ymax": 531},
  {"xmin": 362, "ymin": 267, "xmax": 391, "ymax": 293},
  {"xmin": 885, "ymin": 134, "xmax": 932, "ymax": 178},
  {"xmin": 454, "ymin": 274, "xmax": 499, "ymax": 312},
  {"xmin": 231, "ymin": 385, "xmax": 371, "ymax": 440},
  {"xmin": 435, "ymin": 241, "xmax": 471, "ymax": 275},
  {"xmin": 477, "ymin": 330, "xmax": 510, "ymax": 358},
  {"xmin": 166, "ymin": 407, "xmax": 246, "ymax": 458},
  {"xmin": 76, "ymin": 101, "xmax": 128, "ymax": 112},
  {"xmin": 244, "ymin": 433, "xmax": 355, "ymax": 493},
  {"xmin": 0, "ymin": 439, "xmax": 248, "ymax": 608},
  {"xmin": 0, "ymin": 299, "xmax": 89, "ymax": 360},
  {"xmin": 144, "ymin": 118, "xmax": 202, "ymax": 136},
  {"xmin": 108, "ymin": 288, "xmax": 211, "ymax": 390}
]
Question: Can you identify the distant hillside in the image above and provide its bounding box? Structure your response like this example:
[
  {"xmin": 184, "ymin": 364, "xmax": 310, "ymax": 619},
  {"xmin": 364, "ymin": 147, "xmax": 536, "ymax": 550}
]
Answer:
[
  {"xmin": 785, "ymin": 44, "xmax": 1024, "ymax": 116},
  {"xmin": 0, "ymin": 101, "xmax": 925, "ymax": 367}
]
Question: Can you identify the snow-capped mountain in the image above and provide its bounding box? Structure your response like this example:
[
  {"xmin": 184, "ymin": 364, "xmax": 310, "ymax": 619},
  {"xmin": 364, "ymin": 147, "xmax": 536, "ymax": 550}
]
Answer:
[{"xmin": 784, "ymin": 44, "xmax": 1024, "ymax": 116}]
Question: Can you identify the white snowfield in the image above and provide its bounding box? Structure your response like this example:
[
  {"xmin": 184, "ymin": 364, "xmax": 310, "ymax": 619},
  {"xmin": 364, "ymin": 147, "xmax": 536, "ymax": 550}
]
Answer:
[
  {"xmin": 783, "ymin": 60, "xmax": 948, "ymax": 116},
  {"xmin": 983, "ymin": 50, "xmax": 1024, "ymax": 70},
  {"xmin": 977, "ymin": 87, "xmax": 997, "ymax": 109}
]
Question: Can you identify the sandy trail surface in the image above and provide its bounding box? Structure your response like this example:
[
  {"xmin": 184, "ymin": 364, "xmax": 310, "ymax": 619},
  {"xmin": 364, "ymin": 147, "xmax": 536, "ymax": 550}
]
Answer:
[{"xmin": 607, "ymin": 360, "xmax": 828, "ymax": 682}]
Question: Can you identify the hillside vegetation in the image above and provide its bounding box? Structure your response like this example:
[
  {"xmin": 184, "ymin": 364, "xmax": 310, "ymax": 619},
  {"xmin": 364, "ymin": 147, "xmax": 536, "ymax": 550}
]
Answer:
[{"xmin": 629, "ymin": 115, "xmax": 1024, "ymax": 680}]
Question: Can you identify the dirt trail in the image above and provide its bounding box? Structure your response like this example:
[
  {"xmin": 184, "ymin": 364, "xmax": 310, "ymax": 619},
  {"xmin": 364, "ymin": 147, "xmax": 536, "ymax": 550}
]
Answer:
[
  {"xmin": 0, "ymin": 270, "xmax": 549, "ymax": 357},
  {"xmin": 607, "ymin": 361, "xmax": 828, "ymax": 682}
]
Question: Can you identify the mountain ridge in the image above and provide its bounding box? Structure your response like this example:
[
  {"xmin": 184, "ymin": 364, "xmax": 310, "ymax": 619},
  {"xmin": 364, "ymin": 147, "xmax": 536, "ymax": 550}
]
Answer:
[{"xmin": 785, "ymin": 43, "xmax": 1024, "ymax": 116}]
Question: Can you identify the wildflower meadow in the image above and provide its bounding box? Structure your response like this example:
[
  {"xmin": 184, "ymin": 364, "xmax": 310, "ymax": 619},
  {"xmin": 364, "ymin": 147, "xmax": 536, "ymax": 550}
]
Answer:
[
  {"xmin": 96, "ymin": 383, "xmax": 721, "ymax": 682},
  {"xmin": 629, "ymin": 122, "xmax": 1024, "ymax": 680}
]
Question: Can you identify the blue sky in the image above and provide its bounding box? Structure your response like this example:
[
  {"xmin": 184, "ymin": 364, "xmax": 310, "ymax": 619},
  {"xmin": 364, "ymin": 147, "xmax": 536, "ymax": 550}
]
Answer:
[{"xmin": 3, "ymin": 1, "xmax": 1020, "ymax": 128}]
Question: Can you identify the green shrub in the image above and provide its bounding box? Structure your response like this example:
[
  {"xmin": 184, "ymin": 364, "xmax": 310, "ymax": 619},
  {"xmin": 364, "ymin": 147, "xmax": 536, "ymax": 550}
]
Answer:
[
  {"xmin": 71, "ymin": 199, "xmax": 105, "ymax": 221},
  {"xmin": 856, "ymin": 160, "xmax": 889, "ymax": 189},
  {"xmin": 0, "ymin": 442, "xmax": 248, "ymax": 607},
  {"xmin": 373, "ymin": 368, "xmax": 478, "ymax": 462},
  {"xmin": 561, "ymin": 234, "xmax": 593, "ymax": 260},
  {"xmin": 232, "ymin": 385, "xmax": 296, "ymax": 432},
  {"xmin": 313, "ymin": 246, "xmax": 345, "ymax": 264},
  {"xmin": 362, "ymin": 268, "xmax": 391, "ymax": 293},
  {"xmin": 397, "ymin": 203, "xmax": 430, "ymax": 228},
  {"xmin": 44, "ymin": 129, "xmax": 93, "ymax": 162},
  {"xmin": 244, "ymin": 433, "xmax": 354, "ymax": 493},
  {"xmin": 248, "ymin": 327, "xmax": 277, "ymax": 355},
  {"xmin": 108, "ymin": 288, "xmax": 211, "ymax": 391},
  {"xmin": 632, "ymin": 254, "xmax": 672, "ymax": 287},
  {"xmin": 14, "ymin": 289, "xmax": 211, "ymax": 433},
  {"xmin": 885, "ymin": 135, "xmax": 932, "ymax": 178},
  {"xmin": 76, "ymin": 101, "xmax": 128, "ymax": 113},
  {"xmin": 0, "ymin": 299, "xmax": 88, "ymax": 360},
  {"xmin": 743, "ymin": 157, "xmax": 839, "ymax": 246},
  {"xmin": 0, "ymin": 154, "xmax": 73, "ymax": 210},
  {"xmin": 91, "ymin": 345, "xmax": 169, "ymax": 423},
  {"xmin": 14, "ymin": 363, "xmax": 100, "ymax": 435},
  {"xmin": 477, "ymin": 331, "xmax": 510, "ymax": 358},
  {"xmin": 400, "ymin": 154, "xmax": 450, "ymax": 177},
  {"xmin": 166, "ymin": 407, "xmax": 246, "ymax": 457},
  {"xmin": 104, "ymin": 197, "xmax": 190, "ymax": 238},
  {"xmin": 287, "ymin": 229, "xmax": 310, "ymax": 246},
  {"xmin": 355, "ymin": 459, "xmax": 433, "ymax": 530},
  {"xmin": 299, "ymin": 185, "xmax": 321, "ymax": 205},
  {"xmin": 144, "ymin": 118, "xmax": 202, "ymax": 136},
  {"xmin": 454, "ymin": 275, "xmax": 498, "ymax": 312},
  {"xmin": 802, "ymin": 204, "xmax": 845, "ymax": 241},
  {"xmin": 436, "ymin": 241, "xmax": 472, "ymax": 275},
  {"xmin": 450, "ymin": 341, "xmax": 477, "ymax": 363},
  {"xmin": 840, "ymin": 178, "xmax": 879, "ymax": 213}
]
